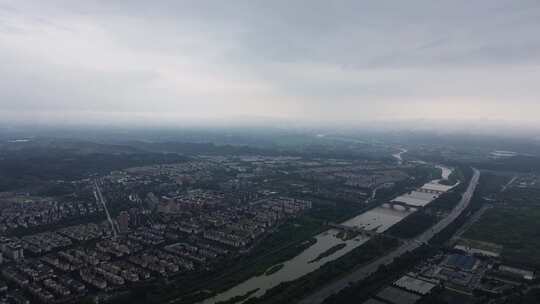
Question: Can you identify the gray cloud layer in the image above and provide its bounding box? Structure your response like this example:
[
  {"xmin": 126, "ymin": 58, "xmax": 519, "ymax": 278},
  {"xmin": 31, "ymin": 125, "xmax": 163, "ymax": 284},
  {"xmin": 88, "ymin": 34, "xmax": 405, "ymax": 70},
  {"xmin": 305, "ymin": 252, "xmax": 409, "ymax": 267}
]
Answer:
[{"xmin": 0, "ymin": 0, "xmax": 539, "ymax": 126}]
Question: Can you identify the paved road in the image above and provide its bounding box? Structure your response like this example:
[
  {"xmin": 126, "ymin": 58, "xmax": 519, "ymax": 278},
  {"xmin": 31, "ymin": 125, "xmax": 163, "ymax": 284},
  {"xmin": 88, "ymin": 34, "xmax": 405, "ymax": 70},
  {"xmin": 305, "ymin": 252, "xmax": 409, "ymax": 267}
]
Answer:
[
  {"xmin": 501, "ymin": 175, "xmax": 517, "ymax": 192},
  {"xmin": 94, "ymin": 179, "xmax": 118, "ymax": 238},
  {"xmin": 299, "ymin": 168, "xmax": 480, "ymax": 304},
  {"xmin": 451, "ymin": 204, "xmax": 490, "ymax": 243}
]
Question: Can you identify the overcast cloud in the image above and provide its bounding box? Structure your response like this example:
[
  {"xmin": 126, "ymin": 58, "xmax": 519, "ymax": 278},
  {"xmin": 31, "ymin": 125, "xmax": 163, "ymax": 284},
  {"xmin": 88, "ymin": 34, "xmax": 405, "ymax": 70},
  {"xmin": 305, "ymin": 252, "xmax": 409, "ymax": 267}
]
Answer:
[{"xmin": 0, "ymin": 0, "xmax": 539, "ymax": 127}]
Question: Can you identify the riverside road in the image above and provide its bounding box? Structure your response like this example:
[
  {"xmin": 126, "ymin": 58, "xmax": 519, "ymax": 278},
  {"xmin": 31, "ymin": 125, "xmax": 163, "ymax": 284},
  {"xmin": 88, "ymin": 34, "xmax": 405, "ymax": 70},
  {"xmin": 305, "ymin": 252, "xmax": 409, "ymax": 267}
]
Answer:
[{"xmin": 299, "ymin": 168, "xmax": 481, "ymax": 304}]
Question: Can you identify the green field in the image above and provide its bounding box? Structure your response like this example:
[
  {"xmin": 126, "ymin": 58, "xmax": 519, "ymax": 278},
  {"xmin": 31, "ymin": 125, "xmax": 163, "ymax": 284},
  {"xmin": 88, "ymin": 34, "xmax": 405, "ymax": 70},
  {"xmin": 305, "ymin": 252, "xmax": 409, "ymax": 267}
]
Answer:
[{"xmin": 464, "ymin": 187, "xmax": 540, "ymax": 267}]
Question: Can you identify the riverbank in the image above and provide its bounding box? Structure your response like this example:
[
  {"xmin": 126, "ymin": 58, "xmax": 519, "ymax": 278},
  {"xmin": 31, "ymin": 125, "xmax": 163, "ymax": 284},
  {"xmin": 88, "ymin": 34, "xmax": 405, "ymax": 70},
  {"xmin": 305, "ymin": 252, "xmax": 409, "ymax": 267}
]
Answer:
[
  {"xmin": 309, "ymin": 244, "xmax": 347, "ymax": 264},
  {"xmin": 197, "ymin": 165, "xmax": 453, "ymax": 304},
  {"xmin": 241, "ymin": 236, "xmax": 400, "ymax": 304},
  {"xmin": 264, "ymin": 265, "xmax": 284, "ymax": 276},
  {"xmin": 298, "ymin": 168, "xmax": 480, "ymax": 304}
]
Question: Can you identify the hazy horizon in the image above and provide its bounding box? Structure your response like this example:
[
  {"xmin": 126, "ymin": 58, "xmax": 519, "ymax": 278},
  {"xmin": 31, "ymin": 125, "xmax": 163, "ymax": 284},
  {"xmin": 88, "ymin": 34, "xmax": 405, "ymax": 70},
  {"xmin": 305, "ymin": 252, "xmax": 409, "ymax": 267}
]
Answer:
[{"xmin": 1, "ymin": 1, "xmax": 539, "ymax": 128}]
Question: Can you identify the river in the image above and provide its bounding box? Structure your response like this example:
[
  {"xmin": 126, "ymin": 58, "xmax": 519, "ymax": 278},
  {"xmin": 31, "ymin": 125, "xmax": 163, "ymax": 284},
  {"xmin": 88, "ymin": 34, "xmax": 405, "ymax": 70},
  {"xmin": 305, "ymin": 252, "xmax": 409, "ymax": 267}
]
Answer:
[
  {"xmin": 200, "ymin": 230, "xmax": 371, "ymax": 303},
  {"xmin": 199, "ymin": 163, "xmax": 454, "ymax": 304},
  {"xmin": 392, "ymin": 148, "xmax": 407, "ymax": 165}
]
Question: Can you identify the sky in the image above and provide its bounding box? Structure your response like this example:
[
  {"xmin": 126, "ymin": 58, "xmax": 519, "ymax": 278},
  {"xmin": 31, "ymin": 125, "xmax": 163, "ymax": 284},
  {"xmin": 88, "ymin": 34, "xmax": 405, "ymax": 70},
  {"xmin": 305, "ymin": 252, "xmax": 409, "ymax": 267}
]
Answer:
[{"xmin": 0, "ymin": 0, "xmax": 539, "ymax": 128}]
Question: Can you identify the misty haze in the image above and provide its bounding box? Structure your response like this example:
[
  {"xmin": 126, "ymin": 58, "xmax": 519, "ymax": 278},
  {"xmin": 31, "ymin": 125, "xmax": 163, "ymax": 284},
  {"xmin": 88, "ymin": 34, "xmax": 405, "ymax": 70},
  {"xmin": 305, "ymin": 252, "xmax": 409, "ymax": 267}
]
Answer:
[{"xmin": 0, "ymin": 1, "xmax": 539, "ymax": 304}]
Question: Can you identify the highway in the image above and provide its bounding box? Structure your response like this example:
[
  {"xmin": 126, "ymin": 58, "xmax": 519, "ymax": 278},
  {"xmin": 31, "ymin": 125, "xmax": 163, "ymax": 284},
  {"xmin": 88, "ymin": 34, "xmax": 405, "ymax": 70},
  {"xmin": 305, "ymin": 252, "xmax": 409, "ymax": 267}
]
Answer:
[
  {"xmin": 94, "ymin": 179, "xmax": 118, "ymax": 238},
  {"xmin": 299, "ymin": 168, "xmax": 480, "ymax": 304}
]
